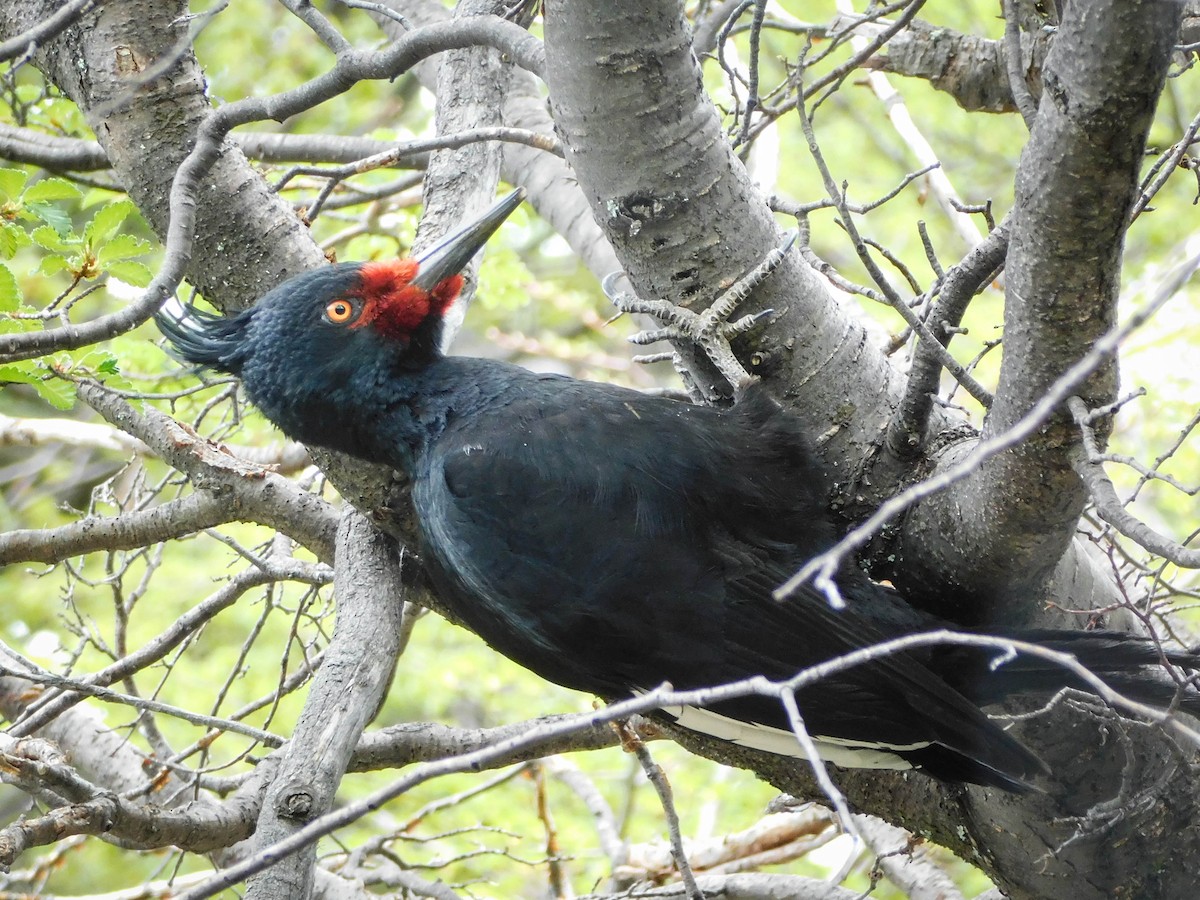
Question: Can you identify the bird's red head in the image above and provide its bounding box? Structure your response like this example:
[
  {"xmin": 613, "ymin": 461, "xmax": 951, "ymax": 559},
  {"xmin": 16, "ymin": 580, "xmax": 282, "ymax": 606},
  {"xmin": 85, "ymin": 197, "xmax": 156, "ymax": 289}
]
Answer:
[
  {"xmin": 318, "ymin": 187, "xmax": 524, "ymax": 348},
  {"xmin": 326, "ymin": 259, "xmax": 463, "ymax": 344},
  {"xmin": 156, "ymin": 189, "xmax": 524, "ymax": 456}
]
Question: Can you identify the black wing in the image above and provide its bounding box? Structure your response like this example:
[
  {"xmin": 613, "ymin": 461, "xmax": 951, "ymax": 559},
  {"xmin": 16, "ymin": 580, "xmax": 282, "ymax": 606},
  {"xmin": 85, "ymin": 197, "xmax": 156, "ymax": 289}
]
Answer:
[{"xmin": 413, "ymin": 375, "xmax": 1044, "ymax": 790}]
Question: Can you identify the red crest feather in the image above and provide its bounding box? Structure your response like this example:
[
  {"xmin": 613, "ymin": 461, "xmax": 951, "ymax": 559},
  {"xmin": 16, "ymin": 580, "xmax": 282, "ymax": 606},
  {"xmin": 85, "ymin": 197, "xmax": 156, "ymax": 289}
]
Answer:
[{"xmin": 354, "ymin": 260, "xmax": 464, "ymax": 341}]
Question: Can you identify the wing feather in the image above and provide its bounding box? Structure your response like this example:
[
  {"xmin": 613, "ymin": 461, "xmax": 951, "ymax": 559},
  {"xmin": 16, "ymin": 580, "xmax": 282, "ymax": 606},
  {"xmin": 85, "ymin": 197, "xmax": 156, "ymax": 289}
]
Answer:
[{"xmin": 413, "ymin": 376, "xmax": 1044, "ymax": 789}]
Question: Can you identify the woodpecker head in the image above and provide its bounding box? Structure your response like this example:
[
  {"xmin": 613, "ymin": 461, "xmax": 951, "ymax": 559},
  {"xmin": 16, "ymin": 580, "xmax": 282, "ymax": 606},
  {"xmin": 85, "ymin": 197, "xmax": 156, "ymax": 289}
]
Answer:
[{"xmin": 156, "ymin": 189, "xmax": 523, "ymax": 454}]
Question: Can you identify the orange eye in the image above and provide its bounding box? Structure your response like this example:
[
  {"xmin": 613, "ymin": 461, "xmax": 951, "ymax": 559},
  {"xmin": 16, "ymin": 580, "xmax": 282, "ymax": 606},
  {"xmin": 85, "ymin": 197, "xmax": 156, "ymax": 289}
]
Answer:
[{"xmin": 325, "ymin": 299, "xmax": 356, "ymax": 324}]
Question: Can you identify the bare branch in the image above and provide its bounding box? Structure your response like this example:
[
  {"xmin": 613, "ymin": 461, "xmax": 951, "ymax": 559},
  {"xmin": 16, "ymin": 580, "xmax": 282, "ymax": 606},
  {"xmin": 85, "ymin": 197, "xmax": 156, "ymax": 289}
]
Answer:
[
  {"xmin": 888, "ymin": 217, "xmax": 1009, "ymax": 456},
  {"xmin": 0, "ymin": 0, "xmax": 99, "ymax": 63},
  {"xmin": 348, "ymin": 714, "xmax": 621, "ymax": 772},
  {"xmin": 856, "ymin": 814, "xmax": 964, "ymax": 900},
  {"xmin": 0, "ymin": 492, "xmax": 242, "ymax": 566},
  {"xmin": 1069, "ymin": 396, "xmax": 1200, "ymax": 568},
  {"xmin": 77, "ymin": 381, "xmax": 339, "ymax": 560},
  {"xmin": 1003, "ymin": 0, "xmax": 1039, "ymax": 127},
  {"xmin": 0, "ymin": 122, "xmax": 447, "ymax": 172},
  {"xmin": 780, "ymin": 249, "xmax": 1200, "ymax": 603},
  {"xmin": 579, "ymin": 872, "xmax": 867, "ymax": 900},
  {"xmin": 0, "ymin": 731, "xmax": 270, "ymax": 862},
  {"xmin": 794, "ymin": 89, "xmax": 993, "ymax": 408},
  {"xmin": 0, "ymin": 410, "xmax": 149, "ymax": 455},
  {"xmin": 895, "ymin": 0, "xmax": 1186, "ymax": 612},
  {"xmin": 245, "ymin": 511, "xmax": 405, "ymax": 899},
  {"xmin": 0, "ymin": 646, "xmax": 287, "ymax": 747},
  {"xmin": 617, "ymin": 722, "xmax": 704, "ymax": 900},
  {"xmin": 616, "ymin": 807, "xmax": 836, "ymax": 882},
  {"xmin": 861, "ymin": 16, "xmax": 1051, "ymax": 114}
]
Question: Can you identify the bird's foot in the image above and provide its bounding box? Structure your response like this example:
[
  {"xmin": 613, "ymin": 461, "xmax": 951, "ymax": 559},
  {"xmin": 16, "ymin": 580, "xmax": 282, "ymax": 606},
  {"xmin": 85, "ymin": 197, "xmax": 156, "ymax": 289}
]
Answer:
[{"xmin": 602, "ymin": 231, "xmax": 797, "ymax": 393}]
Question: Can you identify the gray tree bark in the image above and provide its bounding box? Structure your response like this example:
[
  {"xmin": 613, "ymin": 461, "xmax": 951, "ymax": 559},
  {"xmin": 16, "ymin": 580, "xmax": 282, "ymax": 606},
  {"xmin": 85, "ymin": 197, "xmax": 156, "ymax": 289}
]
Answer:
[
  {"xmin": 1, "ymin": 0, "xmax": 1197, "ymax": 897},
  {"xmin": 245, "ymin": 512, "xmax": 405, "ymax": 900}
]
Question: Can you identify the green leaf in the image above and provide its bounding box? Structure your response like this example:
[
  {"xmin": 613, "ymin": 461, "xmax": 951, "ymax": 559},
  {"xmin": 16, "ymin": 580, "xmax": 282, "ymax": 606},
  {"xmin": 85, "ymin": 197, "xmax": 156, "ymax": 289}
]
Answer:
[
  {"xmin": 106, "ymin": 260, "xmax": 153, "ymax": 287},
  {"xmin": 32, "ymin": 374, "xmax": 75, "ymax": 410},
  {"xmin": 97, "ymin": 233, "xmax": 150, "ymax": 263},
  {"xmin": 37, "ymin": 254, "xmax": 71, "ymax": 277},
  {"xmin": 31, "ymin": 225, "xmax": 74, "ymax": 253},
  {"xmin": 24, "ymin": 178, "xmax": 82, "ymax": 203},
  {"xmin": 0, "ymin": 169, "xmax": 28, "ymax": 202},
  {"xmin": 26, "ymin": 201, "xmax": 73, "ymax": 236},
  {"xmin": 81, "ymin": 187, "xmax": 115, "ymax": 209},
  {"xmin": 0, "ymin": 263, "xmax": 20, "ymax": 312},
  {"xmin": 0, "ymin": 222, "xmax": 30, "ymax": 259},
  {"xmin": 85, "ymin": 199, "xmax": 136, "ymax": 246},
  {"xmin": 13, "ymin": 84, "xmax": 40, "ymax": 105},
  {"xmin": 88, "ymin": 352, "xmax": 133, "ymax": 394},
  {"xmin": 0, "ymin": 363, "xmax": 40, "ymax": 386},
  {"xmin": 0, "ymin": 361, "xmax": 74, "ymax": 409}
]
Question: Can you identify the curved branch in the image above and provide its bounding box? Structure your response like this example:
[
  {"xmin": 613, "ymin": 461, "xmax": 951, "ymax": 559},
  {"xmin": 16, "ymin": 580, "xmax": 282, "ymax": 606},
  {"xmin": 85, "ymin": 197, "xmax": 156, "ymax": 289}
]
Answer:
[
  {"xmin": 0, "ymin": 13, "xmax": 545, "ymax": 364},
  {"xmin": 887, "ymin": 217, "xmax": 1009, "ymax": 456},
  {"xmin": 898, "ymin": 0, "xmax": 1184, "ymax": 615},
  {"xmin": 0, "ymin": 123, "xmax": 448, "ymax": 172},
  {"xmin": 77, "ymin": 381, "xmax": 339, "ymax": 561},
  {"xmin": 0, "ymin": 0, "xmax": 98, "ymax": 62},
  {"xmin": 0, "ymin": 490, "xmax": 241, "ymax": 566},
  {"xmin": 0, "ymin": 734, "xmax": 270, "ymax": 862},
  {"xmin": 1069, "ymin": 396, "xmax": 1200, "ymax": 568},
  {"xmin": 1002, "ymin": 0, "xmax": 1038, "ymax": 127},
  {"xmin": 246, "ymin": 512, "xmax": 405, "ymax": 899}
]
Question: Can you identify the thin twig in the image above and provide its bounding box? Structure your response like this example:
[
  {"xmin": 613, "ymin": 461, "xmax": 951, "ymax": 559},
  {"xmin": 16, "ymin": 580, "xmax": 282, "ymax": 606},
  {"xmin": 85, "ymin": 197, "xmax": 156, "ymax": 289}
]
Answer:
[
  {"xmin": 617, "ymin": 722, "xmax": 704, "ymax": 900},
  {"xmin": 1003, "ymin": 0, "xmax": 1038, "ymax": 127},
  {"xmin": 794, "ymin": 90, "xmax": 993, "ymax": 407},
  {"xmin": 1068, "ymin": 396, "xmax": 1200, "ymax": 568},
  {"xmin": 780, "ymin": 250, "xmax": 1200, "ymax": 604}
]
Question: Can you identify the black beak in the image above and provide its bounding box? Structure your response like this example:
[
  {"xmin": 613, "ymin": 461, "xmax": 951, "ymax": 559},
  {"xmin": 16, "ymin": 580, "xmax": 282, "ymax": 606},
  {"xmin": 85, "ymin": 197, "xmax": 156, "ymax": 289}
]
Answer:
[{"xmin": 410, "ymin": 188, "xmax": 525, "ymax": 292}]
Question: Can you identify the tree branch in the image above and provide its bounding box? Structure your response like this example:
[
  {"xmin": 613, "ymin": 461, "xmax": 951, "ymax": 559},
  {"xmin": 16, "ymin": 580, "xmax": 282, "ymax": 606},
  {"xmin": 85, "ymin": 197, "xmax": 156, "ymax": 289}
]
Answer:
[
  {"xmin": 887, "ymin": 217, "xmax": 1009, "ymax": 457},
  {"xmin": 0, "ymin": 491, "xmax": 252, "ymax": 566},
  {"xmin": 896, "ymin": 0, "xmax": 1185, "ymax": 618},
  {"xmin": 245, "ymin": 511, "xmax": 406, "ymax": 900},
  {"xmin": 861, "ymin": 15, "xmax": 1052, "ymax": 113},
  {"xmin": 1069, "ymin": 396, "xmax": 1200, "ymax": 568},
  {"xmin": 76, "ymin": 381, "xmax": 339, "ymax": 561},
  {"xmin": 0, "ymin": 733, "xmax": 269, "ymax": 863}
]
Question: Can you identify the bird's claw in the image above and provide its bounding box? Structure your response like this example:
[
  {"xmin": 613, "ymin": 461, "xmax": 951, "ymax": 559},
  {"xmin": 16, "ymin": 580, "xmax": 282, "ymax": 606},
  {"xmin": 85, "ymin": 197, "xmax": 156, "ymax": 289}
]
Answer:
[{"xmin": 602, "ymin": 231, "xmax": 796, "ymax": 393}]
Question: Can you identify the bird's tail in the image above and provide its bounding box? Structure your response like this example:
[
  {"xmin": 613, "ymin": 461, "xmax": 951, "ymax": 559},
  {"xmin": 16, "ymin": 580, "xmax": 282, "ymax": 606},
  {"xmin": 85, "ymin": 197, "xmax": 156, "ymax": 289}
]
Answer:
[{"xmin": 931, "ymin": 629, "xmax": 1200, "ymax": 714}]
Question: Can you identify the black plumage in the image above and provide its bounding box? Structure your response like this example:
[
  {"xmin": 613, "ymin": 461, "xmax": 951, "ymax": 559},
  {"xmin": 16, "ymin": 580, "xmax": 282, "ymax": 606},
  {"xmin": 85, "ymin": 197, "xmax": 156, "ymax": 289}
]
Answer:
[{"xmin": 157, "ymin": 191, "xmax": 1199, "ymax": 792}]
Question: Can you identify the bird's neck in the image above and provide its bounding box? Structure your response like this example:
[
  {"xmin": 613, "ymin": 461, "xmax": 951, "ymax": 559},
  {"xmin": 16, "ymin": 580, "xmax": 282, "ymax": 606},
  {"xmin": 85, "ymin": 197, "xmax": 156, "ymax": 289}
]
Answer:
[{"xmin": 329, "ymin": 356, "xmax": 521, "ymax": 473}]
